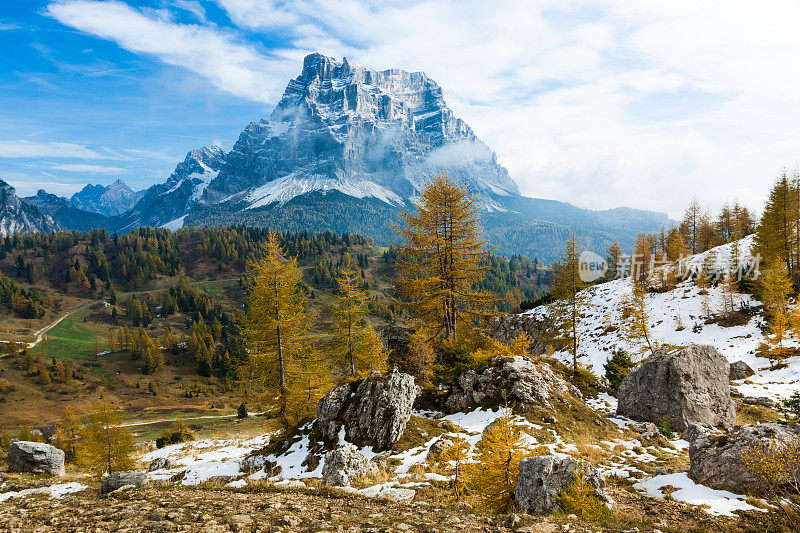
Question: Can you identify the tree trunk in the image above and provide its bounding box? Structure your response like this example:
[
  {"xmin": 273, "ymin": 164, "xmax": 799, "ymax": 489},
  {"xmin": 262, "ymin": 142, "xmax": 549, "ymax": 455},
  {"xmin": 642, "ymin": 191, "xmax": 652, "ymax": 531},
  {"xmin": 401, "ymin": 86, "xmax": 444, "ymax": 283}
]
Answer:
[{"xmin": 274, "ymin": 275, "xmax": 286, "ymax": 423}]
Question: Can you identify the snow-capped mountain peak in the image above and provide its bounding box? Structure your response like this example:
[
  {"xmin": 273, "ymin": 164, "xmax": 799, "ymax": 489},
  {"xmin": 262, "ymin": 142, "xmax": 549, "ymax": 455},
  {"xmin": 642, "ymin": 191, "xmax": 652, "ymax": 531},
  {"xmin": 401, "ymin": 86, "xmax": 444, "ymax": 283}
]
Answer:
[{"xmin": 199, "ymin": 52, "xmax": 518, "ymax": 209}]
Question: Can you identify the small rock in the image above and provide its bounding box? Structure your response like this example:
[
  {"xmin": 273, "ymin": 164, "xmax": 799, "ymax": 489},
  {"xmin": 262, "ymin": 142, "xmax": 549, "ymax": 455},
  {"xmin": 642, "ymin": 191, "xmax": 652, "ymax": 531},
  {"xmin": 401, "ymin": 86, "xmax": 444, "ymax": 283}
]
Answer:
[
  {"xmin": 631, "ymin": 422, "xmax": 659, "ymax": 441},
  {"xmin": 147, "ymin": 457, "xmax": 176, "ymax": 472},
  {"xmin": 101, "ymin": 471, "xmax": 147, "ymax": 494},
  {"xmin": 515, "ymin": 455, "xmax": 613, "ymax": 515},
  {"xmin": 322, "ymin": 444, "xmax": 376, "ymax": 486},
  {"xmin": 729, "ymin": 360, "xmax": 755, "ymax": 380},
  {"xmin": 740, "ymin": 396, "xmax": 775, "ymax": 408},
  {"xmin": 278, "ymin": 515, "xmax": 301, "ymax": 528}
]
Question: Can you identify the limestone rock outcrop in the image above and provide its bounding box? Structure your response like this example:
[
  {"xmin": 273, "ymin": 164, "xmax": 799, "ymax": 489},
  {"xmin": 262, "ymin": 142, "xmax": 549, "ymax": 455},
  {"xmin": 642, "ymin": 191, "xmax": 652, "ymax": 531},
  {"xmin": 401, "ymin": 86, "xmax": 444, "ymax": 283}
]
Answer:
[
  {"xmin": 7, "ymin": 441, "xmax": 65, "ymax": 476},
  {"xmin": 316, "ymin": 369, "xmax": 418, "ymax": 450},
  {"xmin": 689, "ymin": 423, "xmax": 800, "ymax": 492},
  {"xmin": 444, "ymin": 356, "xmax": 580, "ymax": 413},
  {"xmin": 617, "ymin": 345, "xmax": 735, "ymax": 432},
  {"xmin": 515, "ymin": 455, "xmax": 613, "ymax": 515}
]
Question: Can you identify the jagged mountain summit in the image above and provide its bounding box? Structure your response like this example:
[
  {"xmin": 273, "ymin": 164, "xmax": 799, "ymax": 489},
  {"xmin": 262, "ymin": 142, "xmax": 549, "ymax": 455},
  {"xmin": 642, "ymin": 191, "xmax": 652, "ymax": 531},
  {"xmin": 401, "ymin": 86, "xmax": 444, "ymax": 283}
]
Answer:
[
  {"xmin": 0, "ymin": 180, "xmax": 58, "ymax": 236},
  {"xmin": 70, "ymin": 179, "xmax": 144, "ymax": 217},
  {"xmin": 117, "ymin": 146, "xmax": 226, "ymax": 231},
  {"xmin": 200, "ymin": 52, "xmax": 518, "ymax": 211}
]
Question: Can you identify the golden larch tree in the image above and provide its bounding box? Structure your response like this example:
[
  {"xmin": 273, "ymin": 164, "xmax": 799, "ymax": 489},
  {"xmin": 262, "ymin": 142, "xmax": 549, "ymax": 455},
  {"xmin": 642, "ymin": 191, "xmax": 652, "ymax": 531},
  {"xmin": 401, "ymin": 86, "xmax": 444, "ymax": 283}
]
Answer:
[
  {"xmin": 759, "ymin": 262, "xmax": 793, "ymax": 366},
  {"xmin": 393, "ymin": 174, "xmax": 493, "ymax": 342},
  {"xmin": 440, "ymin": 435, "xmax": 471, "ymax": 502},
  {"xmin": 619, "ymin": 281, "xmax": 657, "ymax": 357},
  {"xmin": 329, "ymin": 256, "xmax": 384, "ymax": 378},
  {"xmin": 407, "ymin": 329, "xmax": 436, "ymax": 386},
  {"xmin": 472, "ymin": 410, "xmax": 530, "ymax": 513},
  {"xmin": 78, "ymin": 399, "xmax": 134, "ymax": 477},
  {"xmin": 244, "ymin": 230, "xmax": 309, "ymax": 424},
  {"xmin": 551, "ymin": 233, "xmax": 588, "ymax": 377},
  {"xmin": 54, "ymin": 406, "xmax": 82, "ymax": 462}
]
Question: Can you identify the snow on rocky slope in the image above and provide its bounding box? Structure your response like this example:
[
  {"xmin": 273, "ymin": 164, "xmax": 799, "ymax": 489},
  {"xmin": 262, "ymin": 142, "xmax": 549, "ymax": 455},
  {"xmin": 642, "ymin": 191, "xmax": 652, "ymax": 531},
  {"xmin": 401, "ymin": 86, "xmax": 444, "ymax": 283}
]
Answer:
[
  {"xmin": 128, "ymin": 238, "xmax": 793, "ymax": 517},
  {"xmin": 529, "ymin": 234, "xmax": 800, "ymax": 403}
]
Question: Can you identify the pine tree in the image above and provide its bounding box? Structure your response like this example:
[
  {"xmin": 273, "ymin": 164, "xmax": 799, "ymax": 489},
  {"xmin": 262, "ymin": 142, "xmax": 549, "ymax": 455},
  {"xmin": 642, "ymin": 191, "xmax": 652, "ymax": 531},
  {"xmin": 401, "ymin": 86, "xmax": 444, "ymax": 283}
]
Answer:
[
  {"xmin": 551, "ymin": 233, "xmax": 588, "ymax": 377},
  {"xmin": 472, "ymin": 410, "xmax": 530, "ymax": 513},
  {"xmin": 244, "ymin": 230, "xmax": 309, "ymax": 425},
  {"xmin": 329, "ymin": 256, "xmax": 383, "ymax": 378},
  {"xmin": 78, "ymin": 399, "xmax": 134, "ymax": 477},
  {"xmin": 393, "ymin": 174, "xmax": 494, "ymax": 343}
]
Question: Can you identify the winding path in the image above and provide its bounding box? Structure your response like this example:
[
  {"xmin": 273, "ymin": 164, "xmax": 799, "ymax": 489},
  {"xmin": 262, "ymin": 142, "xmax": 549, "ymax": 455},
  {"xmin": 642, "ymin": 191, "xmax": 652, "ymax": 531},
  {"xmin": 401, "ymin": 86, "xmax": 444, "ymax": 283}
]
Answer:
[{"xmin": 0, "ymin": 300, "xmax": 100, "ymax": 356}]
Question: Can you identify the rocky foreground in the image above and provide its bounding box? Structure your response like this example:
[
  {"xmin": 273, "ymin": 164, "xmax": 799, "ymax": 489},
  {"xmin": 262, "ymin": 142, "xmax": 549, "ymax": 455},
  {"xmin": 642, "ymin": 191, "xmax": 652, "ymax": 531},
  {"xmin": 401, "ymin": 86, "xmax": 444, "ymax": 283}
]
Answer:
[{"xmin": 0, "ymin": 480, "xmax": 738, "ymax": 533}]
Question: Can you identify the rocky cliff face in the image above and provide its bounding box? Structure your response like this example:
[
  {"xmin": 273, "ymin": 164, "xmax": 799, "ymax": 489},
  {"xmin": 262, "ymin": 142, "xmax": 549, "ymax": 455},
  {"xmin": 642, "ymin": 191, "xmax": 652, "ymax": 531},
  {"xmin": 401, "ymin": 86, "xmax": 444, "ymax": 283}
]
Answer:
[
  {"xmin": 70, "ymin": 179, "xmax": 143, "ymax": 217},
  {"xmin": 203, "ymin": 52, "xmax": 518, "ymax": 209},
  {"xmin": 117, "ymin": 146, "xmax": 226, "ymax": 230},
  {"xmin": 0, "ymin": 180, "xmax": 58, "ymax": 236}
]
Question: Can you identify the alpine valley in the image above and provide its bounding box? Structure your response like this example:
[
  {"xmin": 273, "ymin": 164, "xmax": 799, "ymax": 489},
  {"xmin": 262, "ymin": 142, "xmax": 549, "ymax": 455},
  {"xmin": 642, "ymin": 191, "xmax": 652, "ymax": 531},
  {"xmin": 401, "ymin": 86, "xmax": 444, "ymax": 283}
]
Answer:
[{"xmin": 7, "ymin": 53, "xmax": 672, "ymax": 263}]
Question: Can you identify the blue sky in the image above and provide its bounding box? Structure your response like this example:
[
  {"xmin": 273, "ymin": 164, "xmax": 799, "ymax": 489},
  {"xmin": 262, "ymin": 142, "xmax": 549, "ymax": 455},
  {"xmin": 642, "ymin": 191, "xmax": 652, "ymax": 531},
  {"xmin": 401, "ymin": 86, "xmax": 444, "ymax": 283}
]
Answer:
[{"xmin": 2, "ymin": 1, "xmax": 800, "ymax": 217}]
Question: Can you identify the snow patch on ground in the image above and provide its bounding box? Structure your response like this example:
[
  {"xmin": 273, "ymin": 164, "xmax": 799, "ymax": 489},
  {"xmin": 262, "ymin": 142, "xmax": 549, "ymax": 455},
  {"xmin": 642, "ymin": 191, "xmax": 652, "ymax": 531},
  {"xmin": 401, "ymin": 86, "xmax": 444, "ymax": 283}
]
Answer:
[
  {"xmin": 143, "ymin": 434, "xmax": 271, "ymax": 485},
  {"xmin": 634, "ymin": 473, "xmax": 763, "ymax": 516},
  {"xmin": 0, "ymin": 482, "xmax": 87, "ymax": 503}
]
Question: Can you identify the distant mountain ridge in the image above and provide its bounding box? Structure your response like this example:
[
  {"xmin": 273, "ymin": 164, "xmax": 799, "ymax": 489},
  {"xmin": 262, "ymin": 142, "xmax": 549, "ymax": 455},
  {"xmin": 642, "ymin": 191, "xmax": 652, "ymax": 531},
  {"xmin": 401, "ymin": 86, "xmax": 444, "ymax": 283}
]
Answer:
[
  {"xmin": 70, "ymin": 179, "xmax": 143, "ymax": 217},
  {"xmin": 24, "ymin": 189, "xmax": 108, "ymax": 232},
  {"xmin": 0, "ymin": 180, "xmax": 59, "ymax": 236},
  {"xmin": 12, "ymin": 53, "xmax": 674, "ymax": 262}
]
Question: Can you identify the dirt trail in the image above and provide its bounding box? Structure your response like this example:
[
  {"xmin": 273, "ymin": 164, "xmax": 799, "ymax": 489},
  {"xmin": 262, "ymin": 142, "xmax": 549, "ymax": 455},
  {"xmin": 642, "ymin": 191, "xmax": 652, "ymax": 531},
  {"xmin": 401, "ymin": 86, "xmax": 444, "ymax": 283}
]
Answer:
[{"xmin": 0, "ymin": 299, "xmax": 99, "ymax": 357}]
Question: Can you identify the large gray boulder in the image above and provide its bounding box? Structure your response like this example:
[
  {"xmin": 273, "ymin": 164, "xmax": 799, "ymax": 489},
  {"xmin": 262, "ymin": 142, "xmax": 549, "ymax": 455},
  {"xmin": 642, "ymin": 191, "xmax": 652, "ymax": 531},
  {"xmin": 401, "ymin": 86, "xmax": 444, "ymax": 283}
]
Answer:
[
  {"xmin": 316, "ymin": 369, "xmax": 418, "ymax": 450},
  {"xmin": 515, "ymin": 455, "xmax": 613, "ymax": 515},
  {"xmin": 7, "ymin": 441, "xmax": 65, "ymax": 476},
  {"xmin": 444, "ymin": 356, "xmax": 580, "ymax": 413},
  {"xmin": 321, "ymin": 444, "xmax": 376, "ymax": 487},
  {"xmin": 616, "ymin": 345, "xmax": 735, "ymax": 432},
  {"xmin": 729, "ymin": 360, "xmax": 755, "ymax": 380},
  {"xmin": 689, "ymin": 424, "xmax": 800, "ymax": 493},
  {"xmin": 100, "ymin": 471, "xmax": 147, "ymax": 494}
]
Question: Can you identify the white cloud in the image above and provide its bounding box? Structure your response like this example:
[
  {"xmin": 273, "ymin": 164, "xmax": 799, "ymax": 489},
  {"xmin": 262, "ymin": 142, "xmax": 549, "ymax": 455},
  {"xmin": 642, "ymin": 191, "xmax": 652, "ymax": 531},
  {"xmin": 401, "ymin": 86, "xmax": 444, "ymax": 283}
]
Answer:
[
  {"xmin": 0, "ymin": 140, "xmax": 105, "ymax": 159},
  {"xmin": 46, "ymin": 0, "xmax": 800, "ymax": 217},
  {"xmin": 46, "ymin": 0, "xmax": 296, "ymax": 104},
  {"xmin": 51, "ymin": 163, "xmax": 126, "ymax": 173},
  {"xmin": 6, "ymin": 180, "xmax": 85, "ymax": 197}
]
